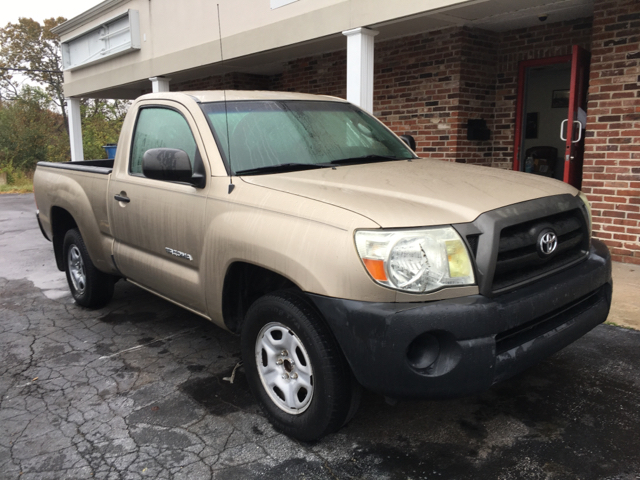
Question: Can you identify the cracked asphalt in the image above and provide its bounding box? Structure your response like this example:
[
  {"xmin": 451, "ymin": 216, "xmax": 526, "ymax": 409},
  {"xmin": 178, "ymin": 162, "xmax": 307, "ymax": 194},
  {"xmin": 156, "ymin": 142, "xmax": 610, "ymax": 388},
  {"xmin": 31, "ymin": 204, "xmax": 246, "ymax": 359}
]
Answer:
[{"xmin": 1, "ymin": 193, "xmax": 640, "ymax": 479}]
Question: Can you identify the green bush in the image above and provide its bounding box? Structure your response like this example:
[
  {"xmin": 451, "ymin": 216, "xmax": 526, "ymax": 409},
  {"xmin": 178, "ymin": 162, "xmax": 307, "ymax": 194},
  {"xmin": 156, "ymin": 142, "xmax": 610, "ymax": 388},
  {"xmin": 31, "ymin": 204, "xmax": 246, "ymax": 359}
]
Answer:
[
  {"xmin": 0, "ymin": 161, "xmax": 33, "ymax": 193},
  {"xmin": 0, "ymin": 87, "xmax": 128, "ymax": 182}
]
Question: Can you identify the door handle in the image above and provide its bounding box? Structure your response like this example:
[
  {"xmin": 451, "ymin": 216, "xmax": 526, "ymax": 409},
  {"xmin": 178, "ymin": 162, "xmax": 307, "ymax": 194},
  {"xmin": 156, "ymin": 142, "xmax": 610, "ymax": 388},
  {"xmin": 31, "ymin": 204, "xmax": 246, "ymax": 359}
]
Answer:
[
  {"xmin": 560, "ymin": 119, "xmax": 584, "ymax": 143},
  {"xmin": 572, "ymin": 120, "xmax": 583, "ymax": 143},
  {"xmin": 114, "ymin": 193, "xmax": 130, "ymax": 203},
  {"xmin": 560, "ymin": 119, "xmax": 568, "ymax": 141}
]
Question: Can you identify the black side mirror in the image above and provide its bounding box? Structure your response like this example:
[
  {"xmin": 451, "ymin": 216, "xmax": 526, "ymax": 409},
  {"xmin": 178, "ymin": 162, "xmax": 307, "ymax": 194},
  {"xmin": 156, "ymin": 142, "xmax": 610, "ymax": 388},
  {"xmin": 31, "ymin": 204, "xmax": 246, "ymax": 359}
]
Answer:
[
  {"xmin": 400, "ymin": 135, "xmax": 416, "ymax": 151},
  {"xmin": 142, "ymin": 148, "xmax": 193, "ymax": 183}
]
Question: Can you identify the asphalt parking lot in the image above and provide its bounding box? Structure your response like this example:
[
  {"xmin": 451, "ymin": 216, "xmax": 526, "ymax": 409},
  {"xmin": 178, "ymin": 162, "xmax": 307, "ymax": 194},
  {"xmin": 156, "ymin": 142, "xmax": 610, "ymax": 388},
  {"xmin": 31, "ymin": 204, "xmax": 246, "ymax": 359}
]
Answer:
[{"xmin": 1, "ymin": 193, "xmax": 640, "ymax": 480}]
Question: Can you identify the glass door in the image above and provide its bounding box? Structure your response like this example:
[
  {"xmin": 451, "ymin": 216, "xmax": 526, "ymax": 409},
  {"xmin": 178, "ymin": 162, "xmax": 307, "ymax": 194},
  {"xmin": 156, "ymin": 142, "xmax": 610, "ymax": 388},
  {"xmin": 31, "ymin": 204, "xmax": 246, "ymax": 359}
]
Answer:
[{"xmin": 513, "ymin": 45, "xmax": 590, "ymax": 189}]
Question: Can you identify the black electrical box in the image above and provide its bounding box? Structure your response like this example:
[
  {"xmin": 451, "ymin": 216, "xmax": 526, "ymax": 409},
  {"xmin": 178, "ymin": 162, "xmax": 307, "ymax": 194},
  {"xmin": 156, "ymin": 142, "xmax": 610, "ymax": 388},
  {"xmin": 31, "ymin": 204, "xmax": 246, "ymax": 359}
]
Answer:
[{"xmin": 467, "ymin": 119, "xmax": 491, "ymax": 141}]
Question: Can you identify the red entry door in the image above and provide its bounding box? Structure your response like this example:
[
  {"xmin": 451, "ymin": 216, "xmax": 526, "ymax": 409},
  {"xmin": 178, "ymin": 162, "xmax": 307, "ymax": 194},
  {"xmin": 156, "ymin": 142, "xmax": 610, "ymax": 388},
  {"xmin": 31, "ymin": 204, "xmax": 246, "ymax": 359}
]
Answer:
[
  {"xmin": 513, "ymin": 45, "xmax": 590, "ymax": 188},
  {"xmin": 562, "ymin": 45, "xmax": 590, "ymax": 189}
]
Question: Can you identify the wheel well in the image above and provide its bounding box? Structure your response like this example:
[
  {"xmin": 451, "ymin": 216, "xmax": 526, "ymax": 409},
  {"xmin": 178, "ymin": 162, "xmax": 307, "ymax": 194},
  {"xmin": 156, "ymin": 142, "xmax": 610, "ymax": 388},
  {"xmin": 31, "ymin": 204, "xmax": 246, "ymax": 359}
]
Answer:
[
  {"xmin": 222, "ymin": 262, "xmax": 299, "ymax": 333},
  {"xmin": 51, "ymin": 207, "xmax": 78, "ymax": 271}
]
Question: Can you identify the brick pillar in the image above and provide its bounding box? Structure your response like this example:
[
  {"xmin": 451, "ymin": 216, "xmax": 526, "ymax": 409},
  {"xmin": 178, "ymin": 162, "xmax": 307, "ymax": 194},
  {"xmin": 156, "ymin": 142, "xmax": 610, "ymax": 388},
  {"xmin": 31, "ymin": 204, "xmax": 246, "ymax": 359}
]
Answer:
[
  {"xmin": 583, "ymin": 0, "xmax": 640, "ymax": 264},
  {"xmin": 372, "ymin": 27, "xmax": 497, "ymax": 164}
]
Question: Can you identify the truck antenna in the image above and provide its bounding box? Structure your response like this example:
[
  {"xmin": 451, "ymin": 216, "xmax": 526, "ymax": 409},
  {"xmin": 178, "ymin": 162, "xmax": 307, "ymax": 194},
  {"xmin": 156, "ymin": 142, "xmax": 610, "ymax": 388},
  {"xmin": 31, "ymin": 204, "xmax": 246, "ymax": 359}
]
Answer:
[{"xmin": 217, "ymin": 3, "xmax": 234, "ymax": 194}]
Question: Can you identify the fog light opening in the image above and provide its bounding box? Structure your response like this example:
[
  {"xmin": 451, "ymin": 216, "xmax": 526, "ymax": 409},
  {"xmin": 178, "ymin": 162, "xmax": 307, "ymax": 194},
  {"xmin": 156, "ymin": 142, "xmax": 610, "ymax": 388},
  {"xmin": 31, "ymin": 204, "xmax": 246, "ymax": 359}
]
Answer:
[{"xmin": 407, "ymin": 333, "xmax": 440, "ymax": 370}]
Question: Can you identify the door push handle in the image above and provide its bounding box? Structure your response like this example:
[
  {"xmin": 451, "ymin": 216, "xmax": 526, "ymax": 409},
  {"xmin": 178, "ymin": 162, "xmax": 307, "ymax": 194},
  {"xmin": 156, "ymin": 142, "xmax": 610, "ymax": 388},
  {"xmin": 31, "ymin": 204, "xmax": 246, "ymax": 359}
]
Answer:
[
  {"xmin": 560, "ymin": 119, "xmax": 584, "ymax": 143},
  {"xmin": 114, "ymin": 193, "xmax": 130, "ymax": 203},
  {"xmin": 560, "ymin": 119, "xmax": 568, "ymax": 141}
]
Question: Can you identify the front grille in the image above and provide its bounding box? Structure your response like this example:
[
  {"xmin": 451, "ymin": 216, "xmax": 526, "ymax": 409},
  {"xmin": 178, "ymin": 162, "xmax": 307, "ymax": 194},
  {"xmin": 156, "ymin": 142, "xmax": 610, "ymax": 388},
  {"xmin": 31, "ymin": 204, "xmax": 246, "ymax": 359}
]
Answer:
[
  {"xmin": 453, "ymin": 195, "xmax": 592, "ymax": 297},
  {"xmin": 466, "ymin": 234, "xmax": 480, "ymax": 258},
  {"xmin": 492, "ymin": 209, "xmax": 589, "ymax": 293}
]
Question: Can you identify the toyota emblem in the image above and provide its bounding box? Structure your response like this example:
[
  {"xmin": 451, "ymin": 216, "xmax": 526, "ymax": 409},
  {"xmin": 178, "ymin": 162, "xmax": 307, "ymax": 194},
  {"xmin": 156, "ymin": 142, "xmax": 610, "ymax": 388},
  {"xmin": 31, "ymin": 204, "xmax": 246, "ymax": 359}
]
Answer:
[{"xmin": 538, "ymin": 230, "xmax": 558, "ymax": 256}]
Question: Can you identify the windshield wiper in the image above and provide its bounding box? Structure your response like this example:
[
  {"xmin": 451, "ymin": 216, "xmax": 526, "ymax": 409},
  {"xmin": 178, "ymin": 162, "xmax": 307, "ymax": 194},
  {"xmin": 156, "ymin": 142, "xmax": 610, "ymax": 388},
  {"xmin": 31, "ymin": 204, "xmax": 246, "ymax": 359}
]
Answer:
[
  {"xmin": 323, "ymin": 155, "xmax": 402, "ymax": 166},
  {"xmin": 235, "ymin": 155, "xmax": 410, "ymax": 175},
  {"xmin": 235, "ymin": 163, "xmax": 331, "ymax": 176}
]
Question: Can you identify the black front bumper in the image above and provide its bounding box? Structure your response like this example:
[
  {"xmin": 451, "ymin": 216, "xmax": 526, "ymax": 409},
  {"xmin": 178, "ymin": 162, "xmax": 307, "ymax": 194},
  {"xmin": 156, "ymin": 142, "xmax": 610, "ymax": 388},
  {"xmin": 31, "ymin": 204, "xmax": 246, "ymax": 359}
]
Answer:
[{"xmin": 308, "ymin": 239, "xmax": 612, "ymax": 399}]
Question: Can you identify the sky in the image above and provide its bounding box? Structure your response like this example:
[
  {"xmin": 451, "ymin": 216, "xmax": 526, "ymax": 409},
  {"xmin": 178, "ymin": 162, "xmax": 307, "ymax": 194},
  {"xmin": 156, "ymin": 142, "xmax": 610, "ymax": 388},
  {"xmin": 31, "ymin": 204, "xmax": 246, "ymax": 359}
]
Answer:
[{"xmin": 0, "ymin": 0, "xmax": 103, "ymax": 28}]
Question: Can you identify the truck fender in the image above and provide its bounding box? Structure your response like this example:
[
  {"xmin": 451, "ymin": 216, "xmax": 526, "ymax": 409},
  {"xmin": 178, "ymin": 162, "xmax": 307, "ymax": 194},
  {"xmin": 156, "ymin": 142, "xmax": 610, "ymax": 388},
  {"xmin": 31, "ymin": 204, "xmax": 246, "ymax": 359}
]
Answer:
[{"xmin": 44, "ymin": 177, "xmax": 114, "ymax": 274}]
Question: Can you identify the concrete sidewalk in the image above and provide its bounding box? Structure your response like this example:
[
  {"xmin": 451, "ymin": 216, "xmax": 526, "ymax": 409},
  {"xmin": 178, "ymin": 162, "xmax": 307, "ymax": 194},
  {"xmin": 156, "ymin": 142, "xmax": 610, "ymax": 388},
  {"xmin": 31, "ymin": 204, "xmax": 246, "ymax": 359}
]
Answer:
[{"xmin": 609, "ymin": 261, "xmax": 640, "ymax": 330}]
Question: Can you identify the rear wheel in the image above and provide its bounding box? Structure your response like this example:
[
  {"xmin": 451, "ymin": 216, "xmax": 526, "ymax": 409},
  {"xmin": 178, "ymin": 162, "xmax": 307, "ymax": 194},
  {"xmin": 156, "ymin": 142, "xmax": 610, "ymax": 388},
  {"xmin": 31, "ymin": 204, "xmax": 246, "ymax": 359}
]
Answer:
[
  {"xmin": 241, "ymin": 291, "xmax": 360, "ymax": 441},
  {"xmin": 63, "ymin": 228, "xmax": 115, "ymax": 308}
]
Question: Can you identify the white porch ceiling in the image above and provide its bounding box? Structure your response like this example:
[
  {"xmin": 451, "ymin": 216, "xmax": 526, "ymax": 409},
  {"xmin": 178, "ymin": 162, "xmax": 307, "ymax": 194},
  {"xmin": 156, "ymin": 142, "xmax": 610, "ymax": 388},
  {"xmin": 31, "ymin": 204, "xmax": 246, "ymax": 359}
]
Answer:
[{"xmin": 374, "ymin": 0, "xmax": 594, "ymax": 40}]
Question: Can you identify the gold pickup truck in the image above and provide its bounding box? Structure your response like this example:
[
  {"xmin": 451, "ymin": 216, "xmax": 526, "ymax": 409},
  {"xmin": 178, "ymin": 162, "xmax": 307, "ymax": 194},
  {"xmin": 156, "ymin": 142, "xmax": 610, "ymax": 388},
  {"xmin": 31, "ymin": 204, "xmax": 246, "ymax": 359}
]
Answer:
[{"xmin": 34, "ymin": 91, "xmax": 612, "ymax": 441}]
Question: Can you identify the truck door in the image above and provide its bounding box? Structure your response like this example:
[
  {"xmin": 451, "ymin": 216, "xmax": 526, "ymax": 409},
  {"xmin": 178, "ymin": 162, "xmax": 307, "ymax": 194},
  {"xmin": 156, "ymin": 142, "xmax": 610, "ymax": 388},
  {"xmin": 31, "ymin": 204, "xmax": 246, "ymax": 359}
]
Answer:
[{"xmin": 108, "ymin": 101, "xmax": 209, "ymax": 314}]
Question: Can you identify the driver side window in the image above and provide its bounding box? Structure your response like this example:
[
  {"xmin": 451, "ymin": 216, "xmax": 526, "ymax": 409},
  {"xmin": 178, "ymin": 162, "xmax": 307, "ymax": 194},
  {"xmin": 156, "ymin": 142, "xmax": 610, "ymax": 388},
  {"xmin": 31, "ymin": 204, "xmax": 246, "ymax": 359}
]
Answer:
[{"xmin": 130, "ymin": 107, "xmax": 198, "ymax": 175}]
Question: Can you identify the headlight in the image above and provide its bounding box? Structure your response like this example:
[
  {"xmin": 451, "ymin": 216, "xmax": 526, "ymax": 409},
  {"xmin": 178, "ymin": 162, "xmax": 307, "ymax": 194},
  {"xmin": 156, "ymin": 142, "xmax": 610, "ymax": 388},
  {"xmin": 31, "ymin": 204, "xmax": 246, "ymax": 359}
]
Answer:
[
  {"xmin": 355, "ymin": 227, "xmax": 475, "ymax": 293},
  {"xmin": 577, "ymin": 191, "xmax": 592, "ymax": 236}
]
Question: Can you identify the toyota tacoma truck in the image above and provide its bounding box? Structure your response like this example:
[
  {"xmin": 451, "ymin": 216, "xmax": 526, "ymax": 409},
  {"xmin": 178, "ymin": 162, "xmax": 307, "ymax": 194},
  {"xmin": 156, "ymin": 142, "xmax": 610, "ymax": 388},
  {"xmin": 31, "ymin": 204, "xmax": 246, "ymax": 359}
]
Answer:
[{"xmin": 34, "ymin": 91, "xmax": 612, "ymax": 441}]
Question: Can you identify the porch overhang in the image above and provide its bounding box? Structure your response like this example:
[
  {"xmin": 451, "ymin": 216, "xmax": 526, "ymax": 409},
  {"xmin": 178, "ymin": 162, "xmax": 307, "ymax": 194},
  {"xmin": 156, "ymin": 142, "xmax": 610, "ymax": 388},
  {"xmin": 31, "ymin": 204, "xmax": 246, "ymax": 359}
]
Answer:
[{"xmin": 55, "ymin": 0, "xmax": 593, "ymax": 100}]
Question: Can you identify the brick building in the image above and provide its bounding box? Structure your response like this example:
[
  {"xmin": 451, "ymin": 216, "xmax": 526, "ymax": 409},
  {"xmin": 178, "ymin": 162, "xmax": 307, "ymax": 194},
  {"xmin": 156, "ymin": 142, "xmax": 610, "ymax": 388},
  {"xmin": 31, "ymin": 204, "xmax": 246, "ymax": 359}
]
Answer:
[{"xmin": 54, "ymin": 0, "xmax": 640, "ymax": 263}]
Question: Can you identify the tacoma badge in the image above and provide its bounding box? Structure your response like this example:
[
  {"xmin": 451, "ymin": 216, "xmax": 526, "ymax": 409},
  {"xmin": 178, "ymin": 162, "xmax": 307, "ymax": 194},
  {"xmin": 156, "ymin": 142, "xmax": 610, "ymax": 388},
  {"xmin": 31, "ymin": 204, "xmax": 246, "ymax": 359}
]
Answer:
[{"xmin": 165, "ymin": 247, "xmax": 193, "ymax": 261}]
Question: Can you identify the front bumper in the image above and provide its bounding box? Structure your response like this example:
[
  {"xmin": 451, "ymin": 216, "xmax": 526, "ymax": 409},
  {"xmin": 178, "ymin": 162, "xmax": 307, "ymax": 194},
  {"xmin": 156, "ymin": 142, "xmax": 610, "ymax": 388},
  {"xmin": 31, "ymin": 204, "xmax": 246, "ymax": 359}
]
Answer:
[{"xmin": 308, "ymin": 239, "xmax": 612, "ymax": 399}]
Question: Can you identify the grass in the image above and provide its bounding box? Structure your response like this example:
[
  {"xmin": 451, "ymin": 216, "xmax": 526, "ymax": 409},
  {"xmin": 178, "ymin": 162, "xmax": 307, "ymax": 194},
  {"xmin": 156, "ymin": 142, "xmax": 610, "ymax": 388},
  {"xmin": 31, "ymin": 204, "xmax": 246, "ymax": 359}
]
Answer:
[
  {"xmin": 0, "ymin": 181, "xmax": 34, "ymax": 194},
  {"xmin": 0, "ymin": 170, "xmax": 34, "ymax": 194}
]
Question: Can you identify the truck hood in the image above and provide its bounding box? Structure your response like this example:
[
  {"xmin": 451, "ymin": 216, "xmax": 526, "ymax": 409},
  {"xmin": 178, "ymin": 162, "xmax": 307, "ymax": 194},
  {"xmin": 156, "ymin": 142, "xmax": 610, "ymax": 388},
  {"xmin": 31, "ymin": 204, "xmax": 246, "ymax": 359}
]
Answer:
[{"xmin": 240, "ymin": 159, "xmax": 578, "ymax": 228}]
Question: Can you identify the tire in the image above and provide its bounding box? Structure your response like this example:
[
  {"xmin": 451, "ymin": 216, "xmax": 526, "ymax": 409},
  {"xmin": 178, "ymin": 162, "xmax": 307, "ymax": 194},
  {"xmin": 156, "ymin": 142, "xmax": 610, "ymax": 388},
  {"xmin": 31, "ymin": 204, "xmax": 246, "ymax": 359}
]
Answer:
[
  {"xmin": 63, "ymin": 228, "xmax": 115, "ymax": 308},
  {"xmin": 241, "ymin": 291, "xmax": 360, "ymax": 442}
]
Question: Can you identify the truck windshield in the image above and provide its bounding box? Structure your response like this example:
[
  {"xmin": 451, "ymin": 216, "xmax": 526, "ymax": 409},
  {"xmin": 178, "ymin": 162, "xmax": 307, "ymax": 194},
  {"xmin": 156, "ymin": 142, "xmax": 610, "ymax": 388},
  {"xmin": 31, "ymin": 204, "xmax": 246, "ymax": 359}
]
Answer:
[{"xmin": 200, "ymin": 100, "xmax": 416, "ymax": 175}]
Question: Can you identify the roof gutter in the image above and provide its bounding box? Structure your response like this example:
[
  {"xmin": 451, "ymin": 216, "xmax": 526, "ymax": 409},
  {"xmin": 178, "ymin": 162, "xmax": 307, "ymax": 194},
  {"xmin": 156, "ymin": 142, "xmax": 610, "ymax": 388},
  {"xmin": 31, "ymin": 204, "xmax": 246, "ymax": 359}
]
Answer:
[{"xmin": 51, "ymin": 0, "xmax": 131, "ymax": 36}]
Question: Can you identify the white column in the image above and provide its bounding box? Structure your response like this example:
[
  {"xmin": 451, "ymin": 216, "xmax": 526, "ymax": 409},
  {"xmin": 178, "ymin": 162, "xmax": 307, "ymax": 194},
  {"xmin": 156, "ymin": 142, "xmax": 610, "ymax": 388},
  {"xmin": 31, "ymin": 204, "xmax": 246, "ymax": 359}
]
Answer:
[
  {"xmin": 342, "ymin": 27, "xmax": 379, "ymax": 113},
  {"xmin": 149, "ymin": 76, "xmax": 171, "ymax": 93},
  {"xmin": 67, "ymin": 97, "xmax": 84, "ymax": 162}
]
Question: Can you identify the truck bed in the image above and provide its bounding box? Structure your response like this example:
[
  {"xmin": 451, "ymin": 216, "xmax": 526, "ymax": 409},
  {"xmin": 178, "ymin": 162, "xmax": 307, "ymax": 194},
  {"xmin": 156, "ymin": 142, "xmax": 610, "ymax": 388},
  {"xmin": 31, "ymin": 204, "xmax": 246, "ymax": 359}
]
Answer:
[
  {"xmin": 36, "ymin": 159, "xmax": 114, "ymax": 175},
  {"xmin": 34, "ymin": 159, "xmax": 115, "ymax": 274}
]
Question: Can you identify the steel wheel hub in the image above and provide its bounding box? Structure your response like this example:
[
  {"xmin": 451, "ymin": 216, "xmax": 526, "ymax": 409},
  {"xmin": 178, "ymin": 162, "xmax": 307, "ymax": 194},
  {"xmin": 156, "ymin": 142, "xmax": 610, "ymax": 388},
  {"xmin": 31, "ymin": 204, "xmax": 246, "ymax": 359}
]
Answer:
[
  {"xmin": 68, "ymin": 245, "xmax": 86, "ymax": 294},
  {"xmin": 255, "ymin": 322, "xmax": 314, "ymax": 414}
]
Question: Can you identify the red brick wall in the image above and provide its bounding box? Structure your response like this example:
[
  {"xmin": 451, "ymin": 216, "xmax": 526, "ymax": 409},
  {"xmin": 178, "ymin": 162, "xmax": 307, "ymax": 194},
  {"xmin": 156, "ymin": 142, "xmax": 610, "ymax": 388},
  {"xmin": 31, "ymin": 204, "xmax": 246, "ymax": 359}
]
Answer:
[
  {"xmin": 171, "ymin": 72, "xmax": 273, "ymax": 91},
  {"xmin": 373, "ymin": 27, "xmax": 497, "ymax": 165},
  {"xmin": 583, "ymin": 0, "xmax": 640, "ymax": 264},
  {"xmin": 273, "ymin": 52, "xmax": 346, "ymax": 97},
  {"xmin": 453, "ymin": 28, "xmax": 499, "ymax": 165},
  {"xmin": 374, "ymin": 28, "xmax": 462, "ymax": 161}
]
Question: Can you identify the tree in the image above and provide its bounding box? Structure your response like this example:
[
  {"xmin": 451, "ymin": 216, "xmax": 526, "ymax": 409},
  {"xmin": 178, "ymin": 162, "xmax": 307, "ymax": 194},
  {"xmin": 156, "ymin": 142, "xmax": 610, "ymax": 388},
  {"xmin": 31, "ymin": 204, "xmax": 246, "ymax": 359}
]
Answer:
[
  {"xmin": 0, "ymin": 17, "xmax": 67, "ymax": 130},
  {"xmin": 81, "ymin": 99, "xmax": 129, "ymax": 160},
  {"xmin": 0, "ymin": 17, "xmax": 131, "ymax": 167},
  {"xmin": 0, "ymin": 86, "xmax": 69, "ymax": 174}
]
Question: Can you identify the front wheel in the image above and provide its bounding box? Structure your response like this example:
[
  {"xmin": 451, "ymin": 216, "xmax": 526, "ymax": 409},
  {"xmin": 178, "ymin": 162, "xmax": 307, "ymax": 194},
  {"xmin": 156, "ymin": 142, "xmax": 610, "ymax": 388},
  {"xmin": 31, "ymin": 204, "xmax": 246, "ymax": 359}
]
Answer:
[
  {"xmin": 63, "ymin": 228, "xmax": 115, "ymax": 308},
  {"xmin": 241, "ymin": 291, "xmax": 360, "ymax": 442}
]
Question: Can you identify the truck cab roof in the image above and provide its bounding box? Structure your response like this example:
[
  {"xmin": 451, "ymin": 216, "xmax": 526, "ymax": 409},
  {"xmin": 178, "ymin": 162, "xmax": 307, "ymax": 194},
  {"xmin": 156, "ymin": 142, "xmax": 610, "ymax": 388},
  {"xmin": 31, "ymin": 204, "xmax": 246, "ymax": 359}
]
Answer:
[{"xmin": 137, "ymin": 90, "xmax": 349, "ymax": 104}]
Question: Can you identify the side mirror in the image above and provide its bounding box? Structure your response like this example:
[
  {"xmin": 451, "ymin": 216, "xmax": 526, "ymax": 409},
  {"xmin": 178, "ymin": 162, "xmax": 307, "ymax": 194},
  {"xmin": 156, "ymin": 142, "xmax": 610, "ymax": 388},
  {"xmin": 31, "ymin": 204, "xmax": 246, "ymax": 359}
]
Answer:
[
  {"xmin": 142, "ymin": 148, "xmax": 193, "ymax": 183},
  {"xmin": 400, "ymin": 135, "xmax": 416, "ymax": 151}
]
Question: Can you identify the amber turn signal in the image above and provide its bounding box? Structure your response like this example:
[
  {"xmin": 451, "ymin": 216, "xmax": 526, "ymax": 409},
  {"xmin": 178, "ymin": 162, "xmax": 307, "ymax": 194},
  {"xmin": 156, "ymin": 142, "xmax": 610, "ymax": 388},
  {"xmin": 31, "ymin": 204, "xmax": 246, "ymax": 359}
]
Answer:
[{"xmin": 363, "ymin": 258, "xmax": 388, "ymax": 281}]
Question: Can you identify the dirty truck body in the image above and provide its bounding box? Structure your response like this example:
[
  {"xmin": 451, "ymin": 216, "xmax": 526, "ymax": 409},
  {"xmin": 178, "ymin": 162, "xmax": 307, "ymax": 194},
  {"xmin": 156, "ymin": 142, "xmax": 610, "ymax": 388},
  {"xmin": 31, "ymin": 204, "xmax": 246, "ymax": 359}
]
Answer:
[{"xmin": 34, "ymin": 91, "xmax": 612, "ymax": 441}]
